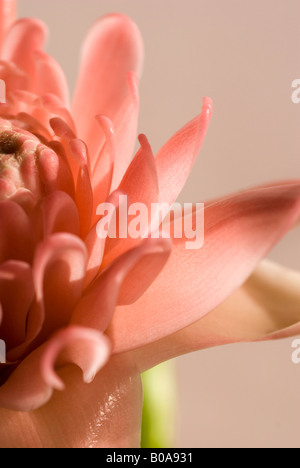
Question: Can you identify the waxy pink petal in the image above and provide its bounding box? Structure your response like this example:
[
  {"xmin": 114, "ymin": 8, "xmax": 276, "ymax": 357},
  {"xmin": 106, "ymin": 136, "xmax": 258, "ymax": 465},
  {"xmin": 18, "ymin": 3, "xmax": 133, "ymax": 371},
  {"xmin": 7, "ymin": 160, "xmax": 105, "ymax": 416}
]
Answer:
[
  {"xmin": 111, "ymin": 72, "xmax": 140, "ymax": 191},
  {"xmin": 84, "ymin": 190, "xmax": 122, "ymax": 288},
  {"xmin": 103, "ymin": 135, "xmax": 159, "ymax": 268},
  {"xmin": 0, "ymin": 326, "xmax": 110, "ymax": 411},
  {"xmin": 69, "ymin": 139, "xmax": 93, "ymax": 236},
  {"xmin": 40, "ymin": 191, "xmax": 80, "ymax": 238},
  {"xmin": 41, "ymin": 326, "xmax": 110, "ymax": 390},
  {"xmin": 132, "ymin": 260, "xmax": 300, "ymax": 371},
  {"xmin": 108, "ymin": 182, "xmax": 300, "ymax": 353},
  {"xmin": 72, "ymin": 13, "xmax": 144, "ymax": 162},
  {"xmin": 90, "ymin": 116, "xmax": 115, "ymax": 223},
  {"xmin": 72, "ymin": 237, "xmax": 172, "ymax": 333},
  {"xmin": 0, "ymin": 200, "xmax": 33, "ymax": 263},
  {"xmin": 32, "ymin": 233, "xmax": 87, "ymax": 340},
  {"xmin": 9, "ymin": 234, "xmax": 87, "ymax": 361},
  {"xmin": 0, "ymin": 355, "xmax": 142, "ymax": 447},
  {"xmin": 0, "ymin": 261, "xmax": 33, "ymax": 351},
  {"xmin": 0, "ymin": 60, "xmax": 28, "ymax": 93},
  {"xmin": 2, "ymin": 18, "xmax": 47, "ymax": 85},
  {"xmin": 155, "ymin": 97, "xmax": 213, "ymax": 206},
  {"xmin": 0, "ymin": 0, "xmax": 16, "ymax": 52},
  {"xmin": 33, "ymin": 50, "xmax": 70, "ymax": 105}
]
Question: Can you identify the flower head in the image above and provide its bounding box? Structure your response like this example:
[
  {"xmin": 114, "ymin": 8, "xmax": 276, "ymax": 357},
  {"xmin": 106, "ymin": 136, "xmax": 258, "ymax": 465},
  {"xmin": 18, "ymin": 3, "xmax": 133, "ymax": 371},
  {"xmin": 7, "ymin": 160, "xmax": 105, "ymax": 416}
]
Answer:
[{"xmin": 0, "ymin": 0, "xmax": 299, "ymax": 448}]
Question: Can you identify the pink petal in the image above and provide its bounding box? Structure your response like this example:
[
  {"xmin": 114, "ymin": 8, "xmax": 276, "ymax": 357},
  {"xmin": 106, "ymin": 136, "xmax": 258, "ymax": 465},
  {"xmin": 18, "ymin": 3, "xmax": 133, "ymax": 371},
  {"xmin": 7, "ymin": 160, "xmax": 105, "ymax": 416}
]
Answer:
[
  {"xmin": 69, "ymin": 139, "xmax": 93, "ymax": 236},
  {"xmin": 32, "ymin": 233, "xmax": 87, "ymax": 339},
  {"xmin": 107, "ymin": 182, "xmax": 300, "ymax": 353},
  {"xmin": 0, "ymin": 200, "xmax": 33, "ymax": 263},
  {"xmin": 49, "ymin": 117, "xmax": 79, "ymax": 183},
  {"xmin": 0, "ymin": 326, "xmax": 110, "ymax": 411},
  {"xmin": 119, "ymin": 134, "xmax": 158, "ymax": 205},
  {"xmin": 40, "ymin": 191, "xmax": 80, "ymax": 238},
  {"xmin": 84, "ymin": 190, "xmax": 122, "ymax": 288},
  {"xmin": 0, "ymin": 60, "xmax": 28, "ymax": 93},
  {"xmin": 0, "ymin": 261, "xmax": 34, "ymax": 351},
  {"xmin": 50, "ymin": 116, "xmax": 76, "ymax": 140},
  {"xmin": 9, "ymin": 234, "xmax": 87, "ymax": 360},
  {"xmin": 155, "ymin": 97, "xmax": 213, "ymax": 206},
  {"xmin": 72, "ymin": 13, "xmax": 144, "ymax": 163},
  {"xmin": 41, "ymin": 326, "xmax": 110, "ymax": 390},
  {"xmin": 0, "ymin": 0, "xmax": 16, "ymax": 52},
  {"xmin": 2, "ymin": 18, "xmax": 47, "ymax": 86},
  {"xmin": 16, "ymin": 111, "xmax": 52, "ymax": 140},
  {"xmin": 90, "ymin": 116, "xmax": 115, "ymax": 225},
  {"xmin": 72, "ymin": 237, "xmax": 172, "ymax": 334},
  {"xmin": 103, "ymin": 135, "xmax": 159, "ymax": 268},
  {"xmin": 111, "ymin": 72, "xmax": 140, "ymax": 191},
  {"xmin": 132, "ymin": 260, "xmax": 300, "ymax": 371},
  {"xmin": 0, "ymin": 355, "xmax": 142, "ymax": 447},
  {"xmin": 37, "ymin": 145, "xmax": 75, "ymax": 197},
  {"xmin": 33, "ymin": 50, "xmax": 70, "ymax": 106},
  {"xmin": 37, "ymin": 94, "xmax": 76, "ymax": 133}
]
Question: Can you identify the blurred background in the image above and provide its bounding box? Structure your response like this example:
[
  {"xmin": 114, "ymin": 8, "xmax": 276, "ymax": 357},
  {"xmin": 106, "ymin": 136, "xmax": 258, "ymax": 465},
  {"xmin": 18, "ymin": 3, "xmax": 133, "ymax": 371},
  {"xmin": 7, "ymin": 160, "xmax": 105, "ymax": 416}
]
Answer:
[{"xmin": 18, "ymin": 0, "xmax": 300, "ymax": 448}]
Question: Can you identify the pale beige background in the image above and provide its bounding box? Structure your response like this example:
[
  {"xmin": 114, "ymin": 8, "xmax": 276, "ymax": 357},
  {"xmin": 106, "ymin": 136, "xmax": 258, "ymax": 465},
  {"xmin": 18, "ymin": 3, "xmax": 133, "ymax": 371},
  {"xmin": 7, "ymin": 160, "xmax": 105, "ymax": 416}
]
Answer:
[{"xmin": 18, "ymin": 0, "xmax": 300, "ymax": 448}]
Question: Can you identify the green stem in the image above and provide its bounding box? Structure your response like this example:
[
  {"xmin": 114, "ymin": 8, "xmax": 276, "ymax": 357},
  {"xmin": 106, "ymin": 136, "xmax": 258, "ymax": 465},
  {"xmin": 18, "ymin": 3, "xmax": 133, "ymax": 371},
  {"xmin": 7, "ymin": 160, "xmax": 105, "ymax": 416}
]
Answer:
[{"xmin": 141, "ymin": 360, "xmax": 178, "ymax": 448}]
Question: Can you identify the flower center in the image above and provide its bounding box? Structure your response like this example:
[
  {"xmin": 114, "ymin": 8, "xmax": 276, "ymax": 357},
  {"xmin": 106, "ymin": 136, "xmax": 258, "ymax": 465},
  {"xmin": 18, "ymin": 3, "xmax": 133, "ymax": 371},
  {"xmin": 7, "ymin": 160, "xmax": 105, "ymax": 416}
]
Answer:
[
  {"xmin": 0, "ymin": 130, "xmax": 28, "ymax": 200},
  {"xmin": 0, "ymin": 131, "xmax": 20, "ymax": 156}
]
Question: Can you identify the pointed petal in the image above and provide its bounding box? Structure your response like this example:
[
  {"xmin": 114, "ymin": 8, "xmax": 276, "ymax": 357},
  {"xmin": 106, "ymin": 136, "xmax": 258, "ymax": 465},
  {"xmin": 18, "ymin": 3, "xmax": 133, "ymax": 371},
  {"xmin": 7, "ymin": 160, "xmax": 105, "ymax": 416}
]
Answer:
[
  {"xmin": 132, "ymin": 259, "xmax": 300, "ymax": 371},
  {"xmin": 155, "ymin": 97, "xmax": 212, "ymax": 205},
  {"xmin": 107, "ymin": 182, "xmax": 300, "ymax": 353},
  {"xmin": 119, "ymin": 134, "xmax": 158, "ymax": 205},
  {"xmin": 72, "ymin": 237, "xmax": 171, "ymax": 333},
  {"xmin": 90, "ymin": 116, "xmax": 115, "ymax": 223},
  {"xmin": 49, "ymin": 117, "xmax": 79, "ymax": 184},
  {"xmin": 84, "ymin": 190, "xmax": 122, "ymax": 288},
  {"xmin": 111, "ymin": 72, "xmax": 140, "ymax": 190},
  {"xmin": 69, "ymin": 139, "xmax": 93, "ymax": 236},
  {"xmin": 103, "ymin": 135, "xmax": 159, "ymax": 268},
  {"xmin": 72, "ymin": 13, "xmax": 144, "ymax": 163}
]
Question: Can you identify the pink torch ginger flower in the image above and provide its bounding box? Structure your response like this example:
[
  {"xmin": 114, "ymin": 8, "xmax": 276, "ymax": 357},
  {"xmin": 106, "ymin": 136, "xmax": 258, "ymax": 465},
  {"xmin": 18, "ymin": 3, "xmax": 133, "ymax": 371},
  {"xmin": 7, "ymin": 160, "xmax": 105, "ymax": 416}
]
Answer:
[{"xmin": 0, "ymin": 0, "xmax": 299, "ymax": 448}]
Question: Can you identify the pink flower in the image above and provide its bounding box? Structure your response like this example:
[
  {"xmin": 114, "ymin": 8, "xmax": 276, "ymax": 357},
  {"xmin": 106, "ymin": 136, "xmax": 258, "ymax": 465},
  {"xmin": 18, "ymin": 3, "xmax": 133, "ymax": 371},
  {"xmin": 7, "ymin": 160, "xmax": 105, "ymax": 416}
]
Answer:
[{"xmin": 0, "ymin": 0, "xmax": 299, "ymax": 448}]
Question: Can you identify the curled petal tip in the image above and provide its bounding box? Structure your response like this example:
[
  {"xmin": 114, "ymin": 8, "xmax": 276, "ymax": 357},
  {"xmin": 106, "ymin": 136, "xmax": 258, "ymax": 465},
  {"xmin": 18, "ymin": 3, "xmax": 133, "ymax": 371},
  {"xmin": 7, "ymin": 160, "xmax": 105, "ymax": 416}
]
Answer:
[
  {"xmin": 127, "ymin": 71, "xmax": 139, "ymax": 95},
  {"xmin": 203, "ymin": 97, "xmax": 213, "ymax": 117},
  {"xmin": 137, "ymin": 133, "xmax": 150, "ymax": 149},
  {"xmin": 69, "ymin": 138, "xmax": 88, "ymax": 166},
  {"xmin": 96, "ymin": 115, "xmax": 114, "ymax": 135}
]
